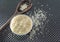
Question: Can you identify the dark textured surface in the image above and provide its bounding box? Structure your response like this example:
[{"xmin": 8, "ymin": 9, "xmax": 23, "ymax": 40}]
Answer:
[{"xmin": 0, "ymin": 0, "xmax": 60, "ymax": 42}]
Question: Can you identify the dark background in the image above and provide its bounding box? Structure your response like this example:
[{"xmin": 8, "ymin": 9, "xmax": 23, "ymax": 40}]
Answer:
[{"xmin": 0, "ymin": 0, "xmax": 60, "ymax": 42}]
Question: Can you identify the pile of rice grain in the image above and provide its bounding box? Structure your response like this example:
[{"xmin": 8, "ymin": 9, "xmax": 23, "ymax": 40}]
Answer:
[{"xmin": 28, "ymin": 8, "xmax": 47, "ymax": 40}]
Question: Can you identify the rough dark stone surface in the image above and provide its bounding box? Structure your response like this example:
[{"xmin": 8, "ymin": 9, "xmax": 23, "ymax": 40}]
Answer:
[{"xmin": 0, "ymin": 0, "xmax": 60, "ymax": 42}]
